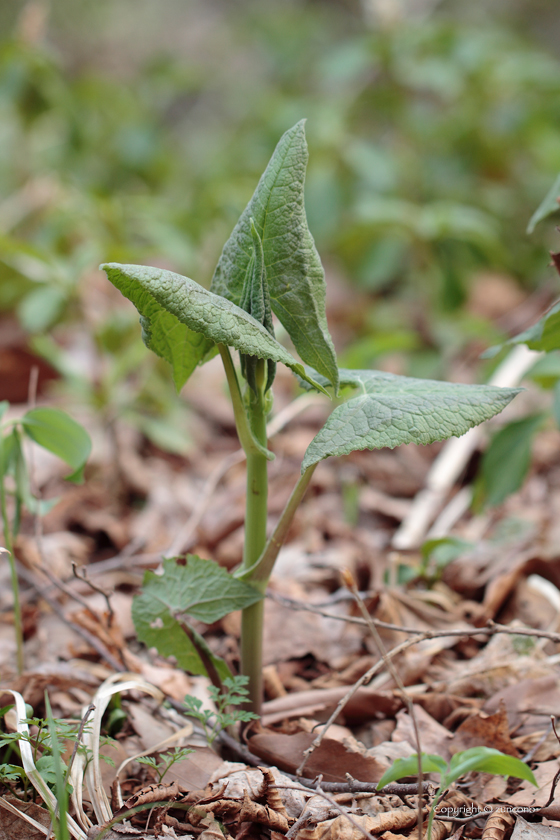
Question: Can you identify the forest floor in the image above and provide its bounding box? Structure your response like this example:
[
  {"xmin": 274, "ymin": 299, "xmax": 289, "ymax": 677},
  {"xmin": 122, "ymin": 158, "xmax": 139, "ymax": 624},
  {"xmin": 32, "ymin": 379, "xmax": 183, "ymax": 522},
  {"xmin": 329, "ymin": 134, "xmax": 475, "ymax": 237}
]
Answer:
[{"xmin": 2, "ymin": 291, "xmax": 560, "ymax": 840}]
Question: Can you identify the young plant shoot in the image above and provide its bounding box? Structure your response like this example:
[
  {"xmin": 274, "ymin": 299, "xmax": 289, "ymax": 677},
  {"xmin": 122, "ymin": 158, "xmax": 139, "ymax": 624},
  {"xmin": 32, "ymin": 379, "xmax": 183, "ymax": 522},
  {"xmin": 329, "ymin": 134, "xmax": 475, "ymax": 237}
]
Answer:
[{"xmin": 103, "ymin": 121, "xmax": 520, "ymax": 714}]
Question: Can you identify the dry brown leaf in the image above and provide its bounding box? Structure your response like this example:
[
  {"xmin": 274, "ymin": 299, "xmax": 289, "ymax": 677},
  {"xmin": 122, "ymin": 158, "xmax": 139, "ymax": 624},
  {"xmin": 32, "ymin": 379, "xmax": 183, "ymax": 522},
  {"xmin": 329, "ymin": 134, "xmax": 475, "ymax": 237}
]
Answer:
[
  {"xmin": 165, "ymin": 748, "xmax": 224, "ymax": 791},
  {"xmin": 262, "ymin": 579, "xmax": 363, "ymax": 666},
  {"xmin": 506, "ymin": 759, "xmax": 560, "ymax": 808},
  {"xmin": 238, "ymin": 791, "xmax": 289, "ymax": 831},
  {"xmin": 511, "ymin": 815, "xmax": 560, "ymax": 840},
  {"xmin": 261, "ymin": 685, "xmax": 401, "ymax": 727},
  {"xmin": 0, "ymin": 794, "xmax": 51, "ymax": 840},
  {"xmin": 484, "ymin": 675, "xmax": 560, "ymax": 730},
  {"xmin": 482, "ymin": 807, "xmax": 515, "ymax": 840},
  {"xmin": 392, "ymin": 705, "xmax": 453, "ymax": 761},
  {"xmin": 450, "ymin": 700, "xmax": 518, "ymax": 756},
  {"xmin": 300, "ymin": 809, "xmax": 420, "ymax": 840},
  {"xmin": 248, "ymin": 731, "xmax": 385, "ymax": 783}
]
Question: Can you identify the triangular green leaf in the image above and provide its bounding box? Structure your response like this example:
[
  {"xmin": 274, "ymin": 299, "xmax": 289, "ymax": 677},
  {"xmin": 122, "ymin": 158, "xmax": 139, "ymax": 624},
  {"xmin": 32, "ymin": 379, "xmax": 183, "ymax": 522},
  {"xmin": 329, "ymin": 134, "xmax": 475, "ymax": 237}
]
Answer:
[
  {"xmin": 102, "ymin": 263, "xmax": 328, "ymax": 394},
  {"xmin": 302, "ymin": 368, "xmax": 521, "ymax": 472},
  {"xmin": 21, "ymin": 407, "xmax": 91, "ymax": 484},
  {"xmin": 377, "ymin": 753, "xmax": 448, "ymax": 789},
  {"xmin": 210, "ymin": 121, "xmax": 339, "ymax": 392}
]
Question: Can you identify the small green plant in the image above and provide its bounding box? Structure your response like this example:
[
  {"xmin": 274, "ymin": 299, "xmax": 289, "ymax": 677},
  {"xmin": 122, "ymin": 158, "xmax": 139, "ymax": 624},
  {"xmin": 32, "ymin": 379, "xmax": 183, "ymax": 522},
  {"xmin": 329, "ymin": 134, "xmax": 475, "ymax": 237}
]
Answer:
[
  {"xmin": 103, "ymin": 122, "xmax": 520, "ymax": 713},
  {"xmin": 474, "ymin": 179, "xmax": 560, "ymax": 509},
  {"xmin": 0, "ymin": 402, "xmax": 91, "ymax": 674},
  {"xmin": 182, "ymin": 676, "xmax": 258, "ymax": 745},
  {"xmin": 377, "ymin": 747, "xmax": 537, "ymax": 840},
  {"xmin": 136, "ymin": 747, "xmax": 194, "ymax": 783}
]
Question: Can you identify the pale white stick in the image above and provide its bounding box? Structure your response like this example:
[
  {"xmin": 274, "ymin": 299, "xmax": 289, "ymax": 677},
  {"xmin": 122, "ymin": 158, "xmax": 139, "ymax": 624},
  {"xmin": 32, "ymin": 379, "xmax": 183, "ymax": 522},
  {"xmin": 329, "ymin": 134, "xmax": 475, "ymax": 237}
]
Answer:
[{"xmin": 392, "ymin": 344, "xmax": 541, "ymax": 550}]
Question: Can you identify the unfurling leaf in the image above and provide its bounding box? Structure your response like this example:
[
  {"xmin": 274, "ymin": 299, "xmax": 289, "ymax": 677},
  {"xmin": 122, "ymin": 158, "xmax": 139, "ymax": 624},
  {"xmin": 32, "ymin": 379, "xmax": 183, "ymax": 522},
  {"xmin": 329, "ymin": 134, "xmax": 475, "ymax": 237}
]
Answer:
[
  {"xmin": 211, "ymin": 120, "xmax": 339, "ymax": 392},
  {"xmin": 102, "ymin": 263, "xmax": 328, "ymax": 394},
  {"xmin": 239, "ymin": 221, "xmax": 276, "ymax": 393},
  {"xmin": 302, "ymin": 368, "xmax": 520, "ymax": 471}
]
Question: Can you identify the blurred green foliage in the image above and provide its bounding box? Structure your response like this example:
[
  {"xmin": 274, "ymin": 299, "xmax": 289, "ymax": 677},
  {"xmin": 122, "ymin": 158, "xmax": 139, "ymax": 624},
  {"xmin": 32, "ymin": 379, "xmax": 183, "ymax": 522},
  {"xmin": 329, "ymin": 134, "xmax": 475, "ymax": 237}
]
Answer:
[{"xmin": 1, "ymin": 0, "xmax": 560, "ymax": 432}]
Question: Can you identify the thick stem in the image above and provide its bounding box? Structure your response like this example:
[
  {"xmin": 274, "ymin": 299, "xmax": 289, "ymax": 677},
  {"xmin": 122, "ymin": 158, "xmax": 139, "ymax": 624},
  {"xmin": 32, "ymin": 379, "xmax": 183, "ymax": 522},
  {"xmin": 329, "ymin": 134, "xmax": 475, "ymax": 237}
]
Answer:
[
  {"xmin": 0, "ymin": 481, "xmax": 24, "ymax": 674},
  {"xmin": 239, "ymin": 363, "xmax": 269, "ymax": 714}
]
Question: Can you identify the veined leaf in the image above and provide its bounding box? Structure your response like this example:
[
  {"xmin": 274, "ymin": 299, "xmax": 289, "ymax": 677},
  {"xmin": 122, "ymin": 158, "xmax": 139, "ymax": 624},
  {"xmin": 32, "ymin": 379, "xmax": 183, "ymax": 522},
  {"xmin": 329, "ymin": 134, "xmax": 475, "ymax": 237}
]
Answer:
[
  {"xmin": 210, "ymin": 121, "xmax": 339, "ymax": 392},
  {"xmin": 134, "ymin": 607, "xmax": 231, "ymax": 682},
  {"xmin": 133, "ymin": 555, "xmax": 262, "ymax": 625},
  {"xmin": 102, "ymin": 263, "xmax": 328, "ymax": 394},
  {"xmin": 21, "ymin": 407, "xmax": 91, "ymax": 483},
  {"xmin": 132, "ymin": 556, "xmax": 262, "ymax": 678},
  {"xmin": 302, "ymin": 368, "xmax": 520, "ymax": 472}
]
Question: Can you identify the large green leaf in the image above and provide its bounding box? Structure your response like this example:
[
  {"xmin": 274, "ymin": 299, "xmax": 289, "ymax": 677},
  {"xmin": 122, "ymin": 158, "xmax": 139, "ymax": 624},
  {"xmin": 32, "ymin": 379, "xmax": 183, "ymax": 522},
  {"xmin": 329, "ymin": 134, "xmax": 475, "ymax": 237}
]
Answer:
[
  {"xmin": 102, "ymin": 263, "xmax": 328, "ymax": 394},
  {"xmin": 301, "ymin": 368, "xmax": 520, "ymax": 471},
  {"xmin": 133, "ymin": 555, "xmax": 262, "ymax": 625},
  {"xmin": 21, "ymin": 407, "xmax": 91, "ymax": 483},
  {"xmin": 210, "ymin": 121, "xmax": 339, "ymax": 392},
  {"xmin": 132, "ymin": 556, "xmax": 263, "ymax": 678}
]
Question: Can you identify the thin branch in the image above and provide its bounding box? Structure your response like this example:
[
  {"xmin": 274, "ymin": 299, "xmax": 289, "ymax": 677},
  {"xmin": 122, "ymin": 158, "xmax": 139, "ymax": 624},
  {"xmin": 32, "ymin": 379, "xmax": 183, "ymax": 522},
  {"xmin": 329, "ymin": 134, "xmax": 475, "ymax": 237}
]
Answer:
[
  {"xmin": 271, "ymin": 780, "xmax": 377, "ymax": 840},
  {"xmin": 166, "ymin": 449, "xmax": 245, "ymax": 556},
  {"xmin": 72, "ymin": 563, "xmax": 114, "ymax": 626},
  {"xmin": 16, "ymin": 563, "xmax": 125, "ymax": 673},
  {"xmin": 342, "ymin": 570, "xmax": 425, "ymax": 838},
  {"xmin": 235, "ymin": 464, "xmax": 317, "ymax": 582}
]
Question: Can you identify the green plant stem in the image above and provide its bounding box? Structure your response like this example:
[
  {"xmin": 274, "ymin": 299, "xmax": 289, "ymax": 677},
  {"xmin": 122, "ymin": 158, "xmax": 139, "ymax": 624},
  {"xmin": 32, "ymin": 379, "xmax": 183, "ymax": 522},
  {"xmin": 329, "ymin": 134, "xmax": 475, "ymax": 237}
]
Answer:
[
  {"xmin": 0, "ymin": 481, "xmax": 24, "ymax": 675},
  {"xmin": 218, "ymin": 344, "xmax": 273, "ymax": 461},
  {"xmin": 426, "ymin": 788, "xmax": 443, "ymax": 840},
  {"xmin": 235, "ymin": 463, "xmax": 317, "ymax": 583},
  {"xmin": 239, "ymin": 361, "xmax": 269, "ymax": 714}
]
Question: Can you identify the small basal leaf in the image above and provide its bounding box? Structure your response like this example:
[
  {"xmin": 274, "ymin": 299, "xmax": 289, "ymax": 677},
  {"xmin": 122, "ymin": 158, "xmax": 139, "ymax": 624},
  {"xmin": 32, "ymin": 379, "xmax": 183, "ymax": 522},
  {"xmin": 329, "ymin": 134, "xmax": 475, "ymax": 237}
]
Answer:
[
  {"xmin": 447, "ymin": 747, "xmax": 537, "ymax": 787},
  {"xmin": 102, "ymin": 263, "xmax": 328, "ymax": 394},
  {"xmin": 302, "ymin": 368, "xmax": 521, "ymax": 472},
  {"xmin": 210, "ymin": 121, "xmax": 339, "ymax": 392},
  {"xmin": 133, "ymin": 555, "xmax": 262, "ymax": 625},
  {"xmin": 21, "ymin": 407, "xmax": 91, "ymax": 483},
  {"xmin": 132, "ymin": 556, "xmax": 261, "ymax": 679},
  {"xmin": 377, "ymin": 753, "xmax": 448, "ymax": 789}
]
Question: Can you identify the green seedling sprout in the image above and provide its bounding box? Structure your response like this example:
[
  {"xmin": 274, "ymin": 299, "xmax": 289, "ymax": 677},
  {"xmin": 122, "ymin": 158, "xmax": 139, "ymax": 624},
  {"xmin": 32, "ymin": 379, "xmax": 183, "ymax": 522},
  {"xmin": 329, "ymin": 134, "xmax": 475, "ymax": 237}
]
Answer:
[
  {"xmin": 136, "ymin": 747, "xmax": 194, "ymax": 784},
  {"xmin": 377, "ymin": 747, "xmax": 537, "ymax": 840},
  {"xmin": 103, "ymin": 121, "xmax": 520, "ymax": 714},
  {"xmin": 0, "ymin": 403, "xmax": 91, "ymax": 674},
  {"xmin": 182, "ymin": 675, "xmax": 258, "ymax": 745}
]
